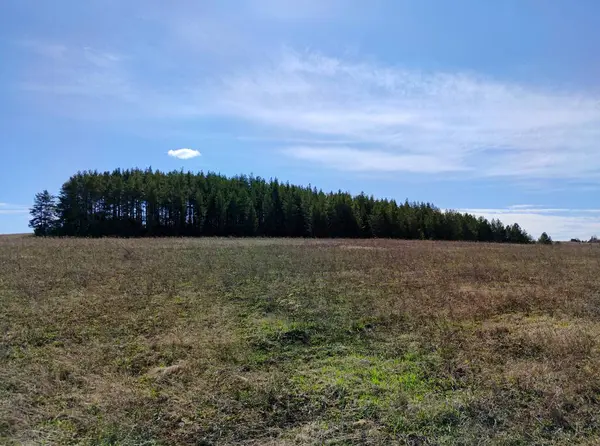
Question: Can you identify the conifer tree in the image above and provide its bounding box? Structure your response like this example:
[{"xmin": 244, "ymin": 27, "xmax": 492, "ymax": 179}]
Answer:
[
  {"xmin": 29, "ymin": 190, "xmax": 57, "ymax": 236},
  {"xmin": 32, "ymin": 168, "xmax": 536, "ymax": 243}
]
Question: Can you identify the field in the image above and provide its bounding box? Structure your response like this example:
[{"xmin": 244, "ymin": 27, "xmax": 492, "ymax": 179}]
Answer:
[{"xmin": 1, "ymin": 237, "xmax": 600, "ymax": 445}]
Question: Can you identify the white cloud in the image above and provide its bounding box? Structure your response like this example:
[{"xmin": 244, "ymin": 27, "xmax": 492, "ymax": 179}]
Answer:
[
  {"xmin": 167, "ymin": 148, "xmax": 201, "ymax": 160},
  {"xmin": 0, "ymin": 203, "xmax": 29, "ymax": 215},
  {"xmin": 285, "ymin": 146, "xmax": 465, "ymax": 173},
  {"xmin": 19, "ymin": 43, "xmax": 134, "ymax": 102},
  {"xmin": 459, "ymin": 207, "xmax": 600, "ymax": 240},
  {"xmin": 213, "ymin": 49, "xmax": 600, "ymax": 178},
  {"xmin": 82, "ymin": 47, "xmax": 121, "ymax": 68},
  {"xmin": 508, "ymin": 204, "xmax": 547, "ymax": 209},
  {"xmin": 0, "ymin": 210, "xmax": 29, "ymax": 215},
  {"xmin": 18, "ymin": 42, "xmax": 600, "ymax": 179}
]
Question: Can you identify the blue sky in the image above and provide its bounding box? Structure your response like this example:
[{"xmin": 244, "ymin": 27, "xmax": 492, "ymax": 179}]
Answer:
[{"xmin": 1, "ymin": 0, "xmax": 600, "ymax": 239}]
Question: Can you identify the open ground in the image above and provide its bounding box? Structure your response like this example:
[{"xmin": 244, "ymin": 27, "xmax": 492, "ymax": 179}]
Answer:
[{"xmin": 1, "ymin": 236, "xmax": 600, "ymax": 445}]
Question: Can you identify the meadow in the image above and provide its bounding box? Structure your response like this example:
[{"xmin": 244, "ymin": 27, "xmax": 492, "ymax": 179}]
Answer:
[{"xmin": 1, "ymin": 236, "xmax": 599, "ymax": 445}]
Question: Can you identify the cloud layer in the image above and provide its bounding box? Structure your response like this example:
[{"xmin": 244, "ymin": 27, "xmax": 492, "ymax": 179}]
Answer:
[
  {"xmin": 167, "ymin": 148, "xmax": 201, "ymax": 160},
  {"xmin": 460, "ymin": 206, "xmax": 600, "ymax": 241},
  {"xmin": 17, "ymin": 40, "xmax": 600, "ymax": 180},
  {"xmin": 214, "ymin": 50, "xmax": 600, "ymax": 178},
  {"xmin": 284, "ymin": 146, "xmax": 465, "ymax": 173},
  {"xmin": 0, "ymin": 203, "xmax": 29, "ymax": 215}
]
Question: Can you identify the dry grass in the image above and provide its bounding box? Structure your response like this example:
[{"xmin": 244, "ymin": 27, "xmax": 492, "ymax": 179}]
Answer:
[{"xmin": 1, "ymin": 236, "xmax": 600, "ymax": 445}]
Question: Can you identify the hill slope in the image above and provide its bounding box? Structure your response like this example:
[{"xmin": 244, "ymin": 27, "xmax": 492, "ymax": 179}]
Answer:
[{"xmin": 1, "ymin": 237, "xmax": 599, "ymax": 444}]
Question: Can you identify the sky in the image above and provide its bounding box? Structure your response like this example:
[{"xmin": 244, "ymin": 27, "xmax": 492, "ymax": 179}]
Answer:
[{"xmin": 1, "ymin": 0, "xmax": 600, "ymax": 239}]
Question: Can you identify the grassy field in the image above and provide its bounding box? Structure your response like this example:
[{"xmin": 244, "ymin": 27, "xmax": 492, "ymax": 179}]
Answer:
[{"xmin": 1, "ymin": 236, "xmax": 600, "ymax": 445}]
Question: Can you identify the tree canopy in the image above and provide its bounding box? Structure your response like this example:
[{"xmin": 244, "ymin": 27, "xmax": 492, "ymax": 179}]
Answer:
[{"xmin": 30, "ymin": 168, "xmax": 534, "ymax": 243}]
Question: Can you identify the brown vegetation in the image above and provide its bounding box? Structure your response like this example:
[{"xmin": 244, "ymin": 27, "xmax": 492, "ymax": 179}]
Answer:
[{"xmin": 1, "ymin": 236, "xmax": 599, "ymax": 444}]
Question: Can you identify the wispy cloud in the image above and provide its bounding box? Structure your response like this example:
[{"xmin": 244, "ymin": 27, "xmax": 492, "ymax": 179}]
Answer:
[
  {"xmin": 167, "ymin": 148, "xmax": 201, "ymax": 160},
  {"xmin": 508, "ymin": 204, "xmax": 547, "ymax": 209},
  {"xmin": 214, "ymin": 49, "xmax": 600, "ymax": 179},
  {"xmin": 460, "ymin": 206, "xmax": 600, "ymax": 240},
  {"xmin": 82, "ymin": 47, "xmax": 122, "ymax": 68},
  {"xmin": 19, "ymin": 43, "xmax": 132, "ymax": 102},
  {"xmin": 19, "ymin": 39, "xmax": 67, "ymax": 59},
  {"xmin": 0, "ymin": 203, "xmax": 29, "ymax": 215},
  {"xmin": 462, "ymin": 207, "xmax": 600, "ymax": 215},
  {"xmin": 17, "ymin": 42, "xmax": 600, "ymax": 180},
  {"xmin": 285, "ymin": 146, "xmax": 465, "ymax": 173},
  {"xmin": 247, "ymin": 0, "xmax": 347, "ymax": 20}
]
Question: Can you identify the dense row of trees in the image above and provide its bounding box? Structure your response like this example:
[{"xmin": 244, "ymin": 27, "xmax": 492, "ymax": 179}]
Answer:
[{"xmin": 30, "ymin": 168, "xmax": 535, "ymax": 242}]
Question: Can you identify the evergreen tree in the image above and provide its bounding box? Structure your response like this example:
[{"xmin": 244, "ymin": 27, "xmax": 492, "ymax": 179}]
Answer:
[
  {"xmin": 29, "ymin": 190, "xmax": 57, "ymax": 236},
  {"xmin": 369, "ymin": 201, "xmax": 389, "ymax": 237},
  {"xmin": 310, "ymin": 194, "xmax": 329, "ymax": 238},
  {"xmin": 538, "ymin": 232, "xmax": 553, "ymax": 245},
  {"xmin": 32, "ymin": 168, "xmax": 537, "ymax": 243}
]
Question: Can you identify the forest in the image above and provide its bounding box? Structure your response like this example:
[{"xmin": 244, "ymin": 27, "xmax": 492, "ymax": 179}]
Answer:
[{"xmin": 29, "ymin": 168, "xmax": 534, "ymax": 242}]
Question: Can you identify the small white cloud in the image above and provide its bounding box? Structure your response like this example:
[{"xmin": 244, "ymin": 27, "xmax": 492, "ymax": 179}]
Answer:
[{"xmin": 167, "ymin": 148, "xmax": 201, "ymax": 159}]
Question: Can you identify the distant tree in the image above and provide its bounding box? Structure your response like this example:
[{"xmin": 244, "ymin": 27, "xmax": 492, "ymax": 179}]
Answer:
[
  {"xmin": 32, "ymin": 168, "xmax": 541, "ymax": 243},
  {"xmin": 369, "ymin": 201, "xmax": 390, "ymax": 238},
  {"xmin": 310, "ymin": 195, "xmax": 329, "ymax": 238},
  {"xmin": 589, "ymin": 235, "xmax": 599, "ymax": 244},
  {"xmin": 354, "ymin": 193, "xmax": 373, "ymax": 237},
  {"xmin": 506, "ymin": 223, "xmax": 533, "ymax": 244},
  {"xmin": 538, "ymin": 232, "xmax": 553, "ymax": 245},
  {"xmin": 570, "ymin": 238, "xmax": 581, "ymax": 243},
  {"xmin": 29, "ymin": 190, "xmax": 57, "ymax": 236},
  {"xmin": 490, "ymin": 219, "xmax": 507, "ymax": 242}
]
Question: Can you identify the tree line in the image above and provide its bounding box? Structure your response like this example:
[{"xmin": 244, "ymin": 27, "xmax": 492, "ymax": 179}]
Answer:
[{"xmin": 29, "ymin": 168, "xmax": 534, "ymax": 243}]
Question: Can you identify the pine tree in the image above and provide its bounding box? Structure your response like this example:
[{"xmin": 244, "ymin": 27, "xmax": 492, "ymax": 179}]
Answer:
[
  {"xmin": 310, "ymin": 194, "xmax": 328, "ymax": 238},
  {"xmin": 369, "ymin": 201, "xmax": 388, "ymax": 238},
  {"xmin": 32, "ymin": 168, "xmax": 538, "ymax": 243},
  {"xmin": 29, "ymin": 190, "xmax": 57, "ymax": 236}
]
